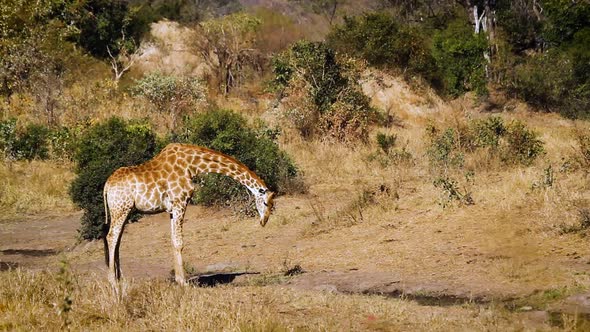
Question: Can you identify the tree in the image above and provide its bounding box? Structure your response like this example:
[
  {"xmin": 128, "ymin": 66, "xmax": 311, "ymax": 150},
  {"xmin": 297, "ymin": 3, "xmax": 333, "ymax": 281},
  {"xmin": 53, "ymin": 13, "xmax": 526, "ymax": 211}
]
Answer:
[
  {"xmin": 65, "ymin": 0, "xmax": 154, "ymax": 82},
  {"xmin": 193, "ymin": 12, "xmax": 262, "ymax": 95}
]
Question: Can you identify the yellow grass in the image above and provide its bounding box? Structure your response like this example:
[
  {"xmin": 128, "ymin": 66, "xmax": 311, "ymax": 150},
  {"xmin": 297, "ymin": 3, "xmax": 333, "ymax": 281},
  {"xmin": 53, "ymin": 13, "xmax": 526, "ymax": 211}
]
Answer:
[
  {"xmin": 0, "ymin": 268, "xmax": 566, "ymax": 331},
  {"xmin": 0, "ymin": 160, "xmax": 76, "ymax": 219}
]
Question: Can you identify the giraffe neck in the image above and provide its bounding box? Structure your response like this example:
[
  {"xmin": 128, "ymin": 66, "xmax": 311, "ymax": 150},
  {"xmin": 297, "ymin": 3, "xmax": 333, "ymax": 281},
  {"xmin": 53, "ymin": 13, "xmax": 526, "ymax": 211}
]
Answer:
[{"xmin": 177, "ymin": 145, "xmax": 268, "ymax": 195}]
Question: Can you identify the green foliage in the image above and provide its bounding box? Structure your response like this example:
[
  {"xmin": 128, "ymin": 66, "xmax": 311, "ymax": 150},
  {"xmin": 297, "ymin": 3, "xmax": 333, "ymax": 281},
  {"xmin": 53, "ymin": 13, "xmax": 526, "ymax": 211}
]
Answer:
[
  {"xmin": 0, "ymin": 119, "xmax": 55, "ymax": 161},
  {"xmin": 509, "ymin": 50, "xmax": 588, "ymax": 118},
  {"xmin": 376, "ymin": 132, "xmax": 397, "ymax": 154},
  {"xmin": 0, "ymin": 118, "xmax": 17, "ymax": 158},
  {"xmin": 472, "ymin": 116, "xmax": 506, "ymax": 149},
  {"xmin": 433, "ymin": 172, "xmax": 475, "ymax": 208},
  {"xmin": 176, "ymin": 109, "xmax": 300, "ymax": 210},
  {"xmin": 542, "ymin": 0, "xmax": 590, "ymax": 47},
  {"xmin": 133, "ymin": 72, "xmax": 207, "ymax": 130},
  {"xmin": 502, "ymin": 120, "xmax": 545, "ymax": 165},
  {"xmin": 70, "ymin": 117, "xmax": 158, "ymax": 240},
  {"xmin": 432, "ymin": 18, "xmax": 488, "ymax": 96},
  {"xmin": 12, "ymin": 124, "xmax": 51, "ymax": 160},
  {"xmin": 328, "ymin": 13, "xmax": 437, "ymax": 81},
  {"xmin": 427, "ymin": 116, "xmax": 544, "ymax": 168},
  {"xmin": 426, "ymin": 125, "xmax": 465, "ymax": 168},
  {"xmin": 0, "ymin": 0, "xmax": 75, "ymax": 96},
  {"xmin": 289, "ymin": 41, "xmax": 347, "ymax": 113},
  {"xmin": 272, "ymin": 41, "xmax": 374, "ymax": 142},
  {"xmin": 66, "ymin": 0, "xmax": 150, "ymax": 59},
  {"xmin": 495, "ymin": 0, "xmax": 544, "ymax": 52},
  {"xmin": 48, "ymin": 126, "xmax": 76, "ymax": 161},
  {"xmin": 368, "ymin": 132, "xmax": 412, "ymax": 168}
]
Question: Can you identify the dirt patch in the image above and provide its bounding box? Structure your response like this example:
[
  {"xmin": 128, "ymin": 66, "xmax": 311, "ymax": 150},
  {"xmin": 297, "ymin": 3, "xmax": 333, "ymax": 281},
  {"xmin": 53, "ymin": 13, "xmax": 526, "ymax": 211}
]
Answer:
[{"xmin": 287, "ymin": 270, "xmax": 522, "ymax": 305}]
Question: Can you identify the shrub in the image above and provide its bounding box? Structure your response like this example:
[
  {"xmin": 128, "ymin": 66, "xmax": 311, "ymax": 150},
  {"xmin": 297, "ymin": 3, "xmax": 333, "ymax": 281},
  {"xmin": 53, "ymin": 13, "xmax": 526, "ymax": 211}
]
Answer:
[
  {"xmin": 272, "ymin": 41, "xmax": 374, "ymax": 142},
  {"xmin": 502, "ymin": 121, "xmax": 545, "ymax": 165},
  {"xmin": 432, "ymin": 18, "xmax": 488, "ymax": 96},
  {"xmin": 12, "ymin": 124, "xmax": 51, "ymax": 160},
  {"xmin": 176, "ymin": 109, "xmax": 300, "ymax": 212},
  {"xmin": 426, "ymin": 116, "xmax": 544, "ymax": 168},
  {"xmin": 472, "ymin": 116, "xmax": 506, "ymax": 149},
  {"xmin": 132, "ymin": 72, "xmax": 207, "ymax": 131},
  {"xmin": 328, "ymin": 13, "xmax": 437, "ymax": 82},
  {"xmin": 48, "ymin": 126, "xmax": 76, "ymax": 161},
  {"xmin": 69, "ymin": 117, "xmax": 158, "ymax": 240},
  {"xmin": 376, "ymin": 132, "xmax": 397, "ymax": 154},
  {"xmin": 368, "ymin": 132, "xmax": 412, "ymax": 168},
  {"xmin": 0, "ymin": 120, "xmax": 52, "ymax": 161},
  {"xmin": 509, "ymin": 48, "xmax": 590, "ymax": 119},
  {"xmin": 426, "ymin": 125, "xmax": 465, "ymax": 168},
  {"xmin": 433, "ymin": 172, "xmax": 475, "ymax": 208},
  {"xmin": 0, "ymin": 118, "xmax": 17, "ymax": 159}
]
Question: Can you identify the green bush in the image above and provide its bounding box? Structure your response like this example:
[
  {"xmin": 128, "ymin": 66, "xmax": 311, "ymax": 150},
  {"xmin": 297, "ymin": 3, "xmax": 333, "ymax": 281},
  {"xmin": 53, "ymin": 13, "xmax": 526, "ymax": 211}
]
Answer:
[
  {"xmin": 0, "ymin": 118, "xmax": 17, "ymax": 159},
  {"xmin": 328, "ymin": 13, "xmax": 437, "ymax": 82},
  {"xmin": 433, "ymin": 172, "xmax": 475, "ymax": 208},
  {"xmin": 12, "ymin": 123, "xmax": 51, "ymax": 160},
  {"xmin": 0, "ymin": 119, "xmax": 53, "ymax": 161},
  {"xmin": 69, "ymin": 117, "xmax": 158, "ymax": 240},
  {"xmin": 132, "ymin": 72, "xmax": 207, "ymax": 131},
  {"xmin": 176, "ymin": 109, "xmax": 300, "ymax": 211},
  {"xmin": 376, "ymin": 132, "xmax": 397, "ymax": 154},
  {"xmin": 48, "ymin": 126, "xmax": 76, "ymax": 161},
  {"xmin": 508, "ymin": 43, "xmax": 590, "ymax": 119},
  {"xmin": 472, "ymin": 116, "xmax": 506, "ymax": 149},
  {"xmin": 427, "ymin": 116, "xmax": 544, "ymax": 168},
  {"xmin": 432, "ymin": 18, "xmax": 488, "ymax": 97},
  {"xmin": 426, "ymin": 126, "xmax": 465, "ymax": 168},
  {"xmin": 502, "ymin": 120, "xmax": 545, "ymax": 166}
]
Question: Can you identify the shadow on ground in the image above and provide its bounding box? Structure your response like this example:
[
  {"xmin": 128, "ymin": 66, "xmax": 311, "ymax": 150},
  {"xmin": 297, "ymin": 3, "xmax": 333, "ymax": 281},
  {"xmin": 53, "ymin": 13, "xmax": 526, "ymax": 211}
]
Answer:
[
  {"xmin": 1, "ymin": 249, "xmax": 59, "ymax": 257},
  {"xmin": 187, "ymin": 272, "xmax": 261, "ymax": 287}
]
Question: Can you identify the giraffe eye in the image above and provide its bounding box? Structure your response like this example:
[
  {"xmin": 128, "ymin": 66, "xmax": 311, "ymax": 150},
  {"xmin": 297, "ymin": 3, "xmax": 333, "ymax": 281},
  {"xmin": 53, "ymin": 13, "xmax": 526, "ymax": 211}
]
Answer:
[
  {"xmin": 263, "ymin": 202, "xmax": 268, "ymax": 206},
  {"xmin": 259, "ymin": 188, "xmax": 266, "ymax": 194}
]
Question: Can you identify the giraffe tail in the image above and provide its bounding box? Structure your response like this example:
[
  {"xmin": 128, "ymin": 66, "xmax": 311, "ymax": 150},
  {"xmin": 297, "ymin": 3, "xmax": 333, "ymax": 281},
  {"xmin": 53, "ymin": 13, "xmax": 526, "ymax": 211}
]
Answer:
[{"xmin": 103, "ymin": 185, "xmax": 110, "ymax": 267}]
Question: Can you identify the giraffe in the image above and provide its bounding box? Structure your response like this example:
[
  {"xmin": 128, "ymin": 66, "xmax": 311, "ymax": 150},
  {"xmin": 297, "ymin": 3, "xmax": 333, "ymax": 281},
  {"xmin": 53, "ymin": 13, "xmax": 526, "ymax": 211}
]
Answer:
[{"xmin": 102, "ymin": 143, "xmax": 275, "ymax": 292}]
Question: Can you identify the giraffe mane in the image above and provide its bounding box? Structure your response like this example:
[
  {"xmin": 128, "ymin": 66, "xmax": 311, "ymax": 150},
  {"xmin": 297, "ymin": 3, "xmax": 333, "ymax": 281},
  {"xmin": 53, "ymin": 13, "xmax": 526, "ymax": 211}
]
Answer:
[{"xmin": 171, "ymin": 143, "xmax": 268, "ymax": 188}]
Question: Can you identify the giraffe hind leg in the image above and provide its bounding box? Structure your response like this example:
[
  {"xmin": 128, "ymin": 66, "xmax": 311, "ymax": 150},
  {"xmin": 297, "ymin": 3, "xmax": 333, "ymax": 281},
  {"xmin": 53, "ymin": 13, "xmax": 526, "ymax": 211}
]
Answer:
[{"xmin": 106, "ymin": 206, "xmax": 131, "ymax": 293}]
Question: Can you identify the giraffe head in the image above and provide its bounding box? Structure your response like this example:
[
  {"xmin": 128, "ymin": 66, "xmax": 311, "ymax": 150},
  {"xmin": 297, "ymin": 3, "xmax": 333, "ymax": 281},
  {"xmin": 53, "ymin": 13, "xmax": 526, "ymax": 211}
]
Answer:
[{"xmin": 255, "ymin": 189, "xmax": 275, "ymax": 227}]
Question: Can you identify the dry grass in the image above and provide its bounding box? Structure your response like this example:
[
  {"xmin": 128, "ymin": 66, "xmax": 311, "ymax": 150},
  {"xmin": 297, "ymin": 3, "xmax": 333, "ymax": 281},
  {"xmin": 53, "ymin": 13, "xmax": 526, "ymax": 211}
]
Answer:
[
  {"xmin": 0, "ymin": 160, "xmax": 76, "ymax": 219},
  {"xmin": 0, "ymin": 267, "xmax": 563, "ymax": 331}
]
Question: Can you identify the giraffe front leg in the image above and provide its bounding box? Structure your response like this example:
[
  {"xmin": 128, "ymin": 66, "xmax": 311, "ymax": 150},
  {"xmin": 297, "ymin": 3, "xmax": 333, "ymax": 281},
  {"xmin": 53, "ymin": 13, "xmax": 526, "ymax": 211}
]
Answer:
[{"xmin": 170, "ymin": 208, "xmax": 187, "ymax": 286}]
